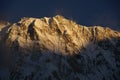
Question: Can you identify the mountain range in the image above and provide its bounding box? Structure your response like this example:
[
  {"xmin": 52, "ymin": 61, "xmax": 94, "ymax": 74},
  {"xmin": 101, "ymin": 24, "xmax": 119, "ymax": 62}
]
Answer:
[{"xmin": 0, "ymin": 15, "xmax": 120, "ymax": 80}]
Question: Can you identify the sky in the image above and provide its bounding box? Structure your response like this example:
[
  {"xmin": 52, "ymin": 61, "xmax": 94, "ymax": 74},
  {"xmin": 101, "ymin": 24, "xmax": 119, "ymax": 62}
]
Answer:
[{"xmin": 0, "ymin": 0, "xmax": 120, "ymax": 30}]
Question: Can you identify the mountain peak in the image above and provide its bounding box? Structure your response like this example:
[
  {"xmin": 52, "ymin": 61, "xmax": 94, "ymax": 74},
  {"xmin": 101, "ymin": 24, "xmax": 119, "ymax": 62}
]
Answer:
[
  {"xmin": 1, "ymin": 15, "xmax": 118, "ymax": 55},
  {"xmin": 0, "ymin": 15, "xmax": 120, "ymax": 80}
]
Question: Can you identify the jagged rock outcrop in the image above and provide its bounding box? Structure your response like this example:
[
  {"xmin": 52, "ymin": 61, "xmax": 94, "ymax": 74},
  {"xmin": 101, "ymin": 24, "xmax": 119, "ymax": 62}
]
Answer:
[{"xmin": 0, "ymin": 15, "xmax": 120, "ymax": 80}]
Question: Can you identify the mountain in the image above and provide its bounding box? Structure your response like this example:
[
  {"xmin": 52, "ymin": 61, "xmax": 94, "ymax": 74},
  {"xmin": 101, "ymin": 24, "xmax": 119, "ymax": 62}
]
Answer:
[{"xmin": 0, "ymin": 15, "xmax": 120, "ymax": 80}]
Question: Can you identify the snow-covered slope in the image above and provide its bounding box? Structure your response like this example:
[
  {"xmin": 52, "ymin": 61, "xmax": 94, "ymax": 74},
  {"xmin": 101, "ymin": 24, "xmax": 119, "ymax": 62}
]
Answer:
[{"xmin": 0, "ymin": 15, "xmax": 120, "ymax": 80}]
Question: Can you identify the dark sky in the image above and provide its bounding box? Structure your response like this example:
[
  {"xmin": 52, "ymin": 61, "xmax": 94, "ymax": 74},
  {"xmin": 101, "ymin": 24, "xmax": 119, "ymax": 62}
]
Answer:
[{"xmin": 0, "ymin": 0, "xmax": 120, "ymax": 29}]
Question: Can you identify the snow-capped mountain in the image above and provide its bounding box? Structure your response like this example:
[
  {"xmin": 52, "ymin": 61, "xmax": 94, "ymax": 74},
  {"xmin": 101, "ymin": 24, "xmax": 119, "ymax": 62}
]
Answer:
[{"xmin": 0, "ymin": 15, "xmax": 120, "ymax": 80}]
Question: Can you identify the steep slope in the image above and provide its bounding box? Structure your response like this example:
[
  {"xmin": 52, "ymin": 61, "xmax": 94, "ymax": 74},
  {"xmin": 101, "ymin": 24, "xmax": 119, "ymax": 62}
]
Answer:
[{"xmin": 0, "ymin": 15, "xmax": 120, "ymax": 80}]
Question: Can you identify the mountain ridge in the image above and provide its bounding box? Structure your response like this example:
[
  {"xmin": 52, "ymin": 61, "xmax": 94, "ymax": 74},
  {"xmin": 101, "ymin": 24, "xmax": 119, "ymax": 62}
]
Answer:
[{"xmin": 2, "ymin": 15, "xmax": 120, "ymax": 55}]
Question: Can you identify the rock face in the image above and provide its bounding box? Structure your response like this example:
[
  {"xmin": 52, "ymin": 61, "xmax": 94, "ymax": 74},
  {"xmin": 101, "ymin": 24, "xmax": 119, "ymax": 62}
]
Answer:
[{"xmin": 0, "ymin": 15, "xmax": 120, "ymax": 80}]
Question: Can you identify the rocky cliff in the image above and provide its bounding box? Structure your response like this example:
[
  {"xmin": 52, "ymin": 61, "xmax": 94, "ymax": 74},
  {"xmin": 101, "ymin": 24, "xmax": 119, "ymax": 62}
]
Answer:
[{"xmin": 0, "ymin": 15, "xmax": 120, "ymax": 80}]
